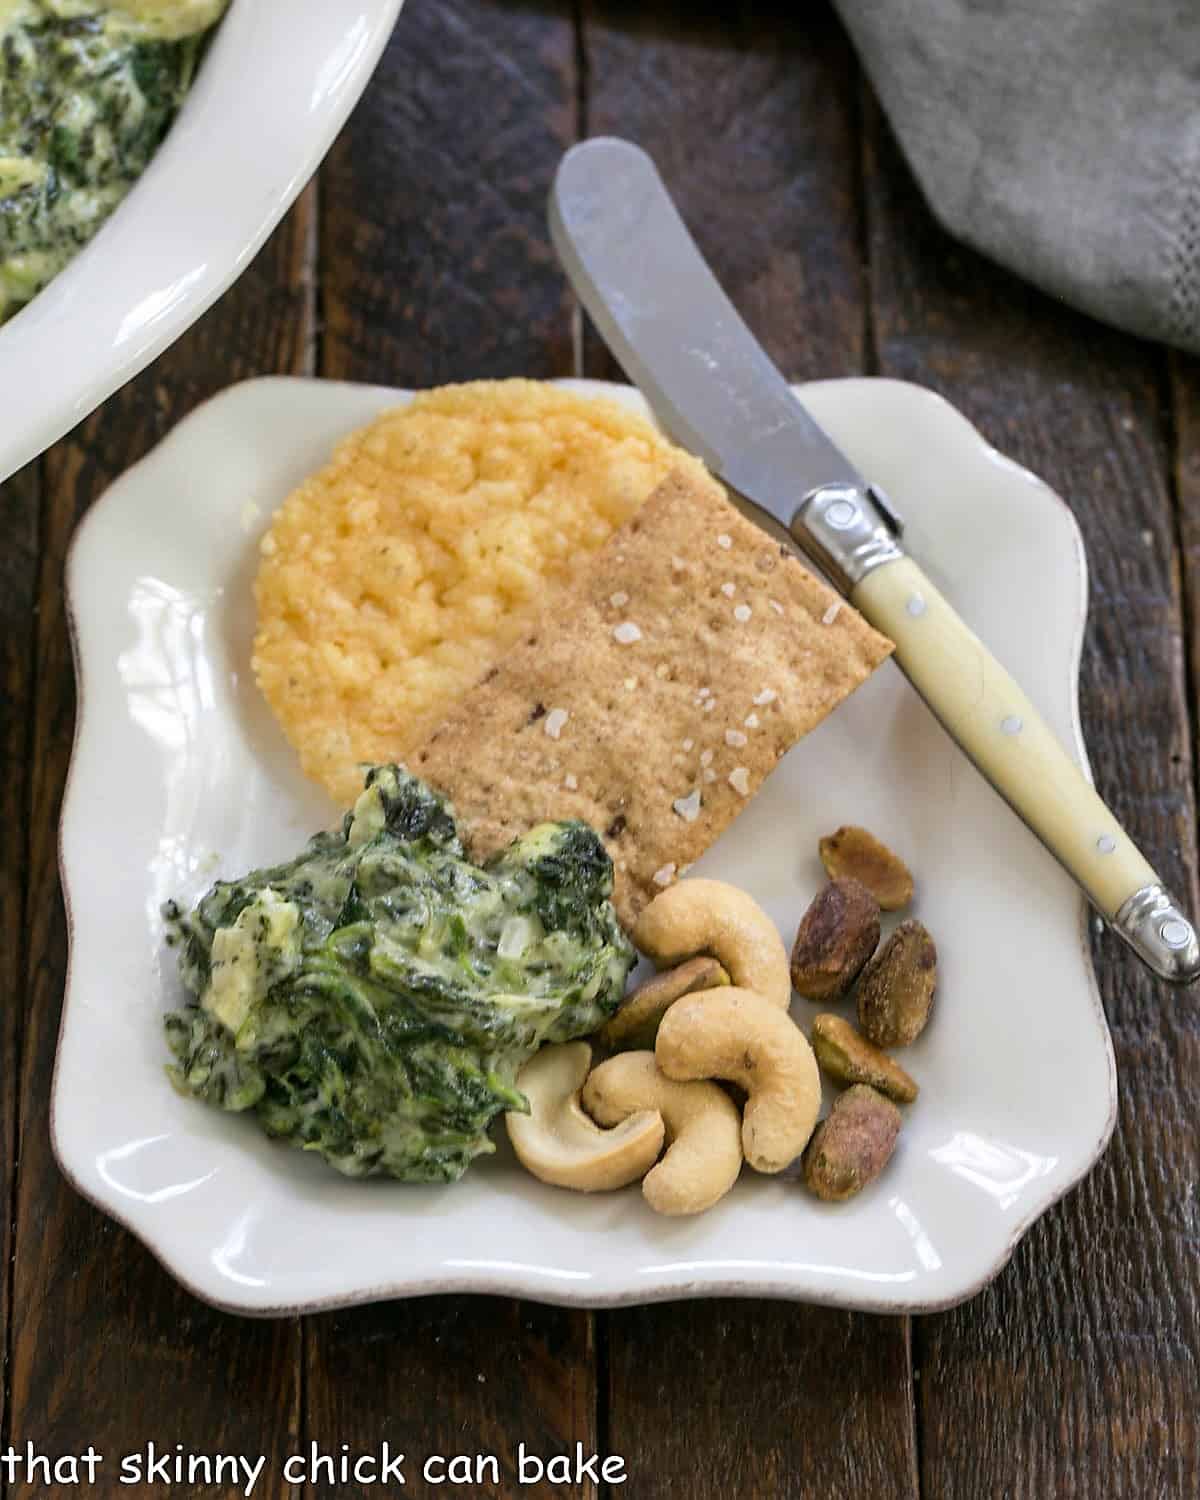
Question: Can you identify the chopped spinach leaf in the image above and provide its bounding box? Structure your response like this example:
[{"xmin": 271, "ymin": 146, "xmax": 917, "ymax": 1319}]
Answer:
[
  {"xmin": 163, "ymin": 766, "xmax": 636, "ymax": 1184},
  {"xmin": 0, "ymin": 2, "xmax": 227, "ymax": 322}
]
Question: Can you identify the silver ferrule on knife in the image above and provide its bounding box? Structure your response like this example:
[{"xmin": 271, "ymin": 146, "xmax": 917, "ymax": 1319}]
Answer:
[
  {"xmin": 792, "ymin": 482, "xmax": 905, "ymax": 590},
  {"xmin": 550, "ymin": 135, "xmax": 1200, "ymax": 985}
]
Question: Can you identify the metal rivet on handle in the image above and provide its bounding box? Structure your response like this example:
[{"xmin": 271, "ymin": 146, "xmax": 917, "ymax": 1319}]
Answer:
[
  {"xmin": 1000, "ymin": 715, "xmax": 1023, "ymax": 735},
  {"xmin": 1097, "ymin": 835, "xmax": 1117, "ymax": 854},
  {"xmin": 1160, "ymin": 919, "xmax": 1193, "ymax": 950},
  {"xmin": 825, "ymin": 499, "xmax": 859, "ymax": 530}
]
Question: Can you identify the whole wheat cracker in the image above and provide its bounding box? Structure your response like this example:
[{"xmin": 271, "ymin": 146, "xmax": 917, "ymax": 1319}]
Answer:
[{"xmin": 411, "ymin": 467, "xmax": 894, "ymax": 926}]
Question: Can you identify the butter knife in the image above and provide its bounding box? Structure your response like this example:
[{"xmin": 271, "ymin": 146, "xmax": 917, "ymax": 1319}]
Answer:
[{"xmin": 550, "ymin": 135, "xmax": 1200, "ymax": 983}]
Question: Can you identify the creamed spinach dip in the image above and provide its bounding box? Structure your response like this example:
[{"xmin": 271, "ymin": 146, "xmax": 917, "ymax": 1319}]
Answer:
[
  {"xmin": 0, "ymin": 0, "xmax": 228, "ymax": 322},
  {"xmin": 163, "ymin": 766, "xmax": 636, "ymax": 1184}
]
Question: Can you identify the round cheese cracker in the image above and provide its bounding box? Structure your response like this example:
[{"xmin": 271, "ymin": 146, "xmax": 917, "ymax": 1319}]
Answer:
[{"xmin": 252, "ymin": 379, "xmax": 706, "ymax": 807}]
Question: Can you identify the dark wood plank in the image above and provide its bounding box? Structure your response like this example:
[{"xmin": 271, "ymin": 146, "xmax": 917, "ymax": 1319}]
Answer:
[
  {"xmin": 1172, "ymin": 351, "xmax": 1200, "ymax": 764},
  {"xmin": 581, "ymin": 0, "xmax": 866, "ymax": 385},
  {"xmin": 306, "ymin": 1299, "xmax": 596, "ymax": 1494},
  {"xmin": 604, "ymin": 1302, "xmax": 914, "ymax": 1498},
  {"xmin": 863, "ymin": 98, "xmax": 1200, "ymax": 1499},
  {"xmin": 8, "ymin": 189, "xmax": 317, "ymax": 1497},
  {"xmin": 321, "ymin": 0, "xmax": 577, "ymax": 388},
  {"xmin": 581, "ymin": 6, "xmax": 918, "ymax": 1496},
  {"xmin": 309, "ymin": 7, "xmax": 600, "ymax": 1495},
  {"xmin": 0, "ymin": 458, "xmax": 40, "ymax": 1475}
]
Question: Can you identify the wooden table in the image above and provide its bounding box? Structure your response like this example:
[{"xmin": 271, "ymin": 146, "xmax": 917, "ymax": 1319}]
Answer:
[{"xmin": 4, "ymin": 3, "xmax": 1200, "ymax": 1495}]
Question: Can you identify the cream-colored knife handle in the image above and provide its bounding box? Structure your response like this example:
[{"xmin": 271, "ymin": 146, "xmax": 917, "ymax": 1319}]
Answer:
[
  {"xmin": 857, "ymin": 555, "xmax": 1155, "ymax": 914},
  {"xmin": 793, "ymin": 484, "xmax": 1200, "ymax": 982}
]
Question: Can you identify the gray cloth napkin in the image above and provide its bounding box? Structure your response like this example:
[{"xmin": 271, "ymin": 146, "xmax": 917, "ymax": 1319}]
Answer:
[{"xmin": 833, "ymin": 0, "xmax": 1200, "ymax": 353}]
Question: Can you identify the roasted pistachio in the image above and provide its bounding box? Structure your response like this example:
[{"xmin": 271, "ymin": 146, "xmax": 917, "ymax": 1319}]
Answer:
[
  {"xmin": 790, "ymin": 878, "xmax": 880, "ymax": 1001},
  {"xmin": 597, "ymin": 955, "xmax": 730, "ymax": 1051},
  {"xmin": 856, "ymin": 919, "xmax": 937, "ymax": 1048},
  {"xmin": 810, "ymin": 1013, "xmax": 919, "ymax": 1104},
  {"xmin": 802, "ymin": 1084, "xmax": 901, "ymax": 1202},
  {"xmin": 818, "ymin": 826, "xmax": 914, "ymax": 912}
]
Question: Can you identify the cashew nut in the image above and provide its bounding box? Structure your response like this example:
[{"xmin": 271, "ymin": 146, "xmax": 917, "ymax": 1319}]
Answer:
[
  {"xmin": 507, "ymin": 1043, "xmax": 665, "ymax": 1191},
  {"xmin": 632, "ymin": 879, "xmax": 791, "ymax": 1010},
  {"xmin": 656, "ymin": 988, "xmax": 821, "ymax": 1173},
  {"xmin": 597, "ymin": 955, "xmax": 730, "ymax": 1052},
  {"xmin": 582, "ymin": 1051, "xmax": 742, "ymax": 1215}
]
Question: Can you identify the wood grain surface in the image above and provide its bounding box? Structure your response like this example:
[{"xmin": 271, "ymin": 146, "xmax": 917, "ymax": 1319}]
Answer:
[
  {"xmin": 580, "ymin": 0, "xmax": 867, "ymax": 385},
  {"xmin": 321, "ymin": 0, "xmax": 577, "ymax": 387},
  {"xmin": 2, "ymin": 2, "xmax": 1197, "ymax": 1497},
  {"xmin": 1173, "ymin": 353, "xmax": 1200, "ymax": 756}
]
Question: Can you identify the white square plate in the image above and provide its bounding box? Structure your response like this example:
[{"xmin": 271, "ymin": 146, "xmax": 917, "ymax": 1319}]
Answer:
[{"xmin": 57, "ymin": 376, "xmax": 1113, "ymax": 1314}]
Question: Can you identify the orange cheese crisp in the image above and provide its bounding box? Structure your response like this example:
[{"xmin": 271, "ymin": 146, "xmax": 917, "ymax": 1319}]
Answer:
[
  {"xmin": 251, "ymin": 380, "xmax": 708, "ymax": 807},
  {"xmin": 412, "ymin": 468, "xmax": 895, "ymax": 924}
]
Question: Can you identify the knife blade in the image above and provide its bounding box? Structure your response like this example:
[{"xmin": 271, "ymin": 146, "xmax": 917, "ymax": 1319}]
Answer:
[{"xmin": 550, "ymin": 134, "xmax": 1200, "ymax": 984}]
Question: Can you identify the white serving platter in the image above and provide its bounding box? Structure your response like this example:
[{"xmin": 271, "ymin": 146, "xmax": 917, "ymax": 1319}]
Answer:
[
  {"xmin": 56, "ymin": 375, "xmax": 1114, "ymax": 1315},
  {"xmin": 0, "ymin": 0, "xmax": 405, "ymax": 486}
]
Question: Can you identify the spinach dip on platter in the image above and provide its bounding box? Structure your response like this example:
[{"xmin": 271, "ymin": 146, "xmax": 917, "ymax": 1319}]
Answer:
[{"xmin": 0, "ymin": 0, "xmax": 228, "ymax": 322}]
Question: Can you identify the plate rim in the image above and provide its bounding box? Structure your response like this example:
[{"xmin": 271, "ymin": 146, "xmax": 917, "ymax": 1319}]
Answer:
[{"xmin": 52, "ymin": 373, "xmax": 1117, "ymax": 1317}]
